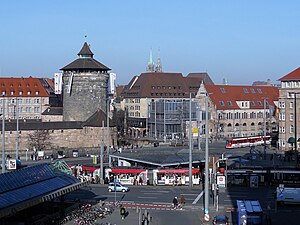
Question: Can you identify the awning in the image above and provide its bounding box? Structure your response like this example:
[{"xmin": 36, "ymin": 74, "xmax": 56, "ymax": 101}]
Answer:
[
  {"xmin": 156, "ymin": 168, "xmax": 200, "ymax": 174},
  {"xmin": 111, "ymin": 168, "xmax": 146, "ymax": 174}
]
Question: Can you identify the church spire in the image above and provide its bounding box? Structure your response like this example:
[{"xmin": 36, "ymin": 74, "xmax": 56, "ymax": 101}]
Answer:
[
  {"xmin": 146, "ymin": 49, "xmax": 155, "ymax": 72},
  {"xmin": 155, "ymin": 48, "xmax": 162, "ymax": 72}
]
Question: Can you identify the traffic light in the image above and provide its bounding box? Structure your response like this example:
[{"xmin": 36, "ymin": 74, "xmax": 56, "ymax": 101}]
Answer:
[
  {"xmin": 216, "ymin": 186, "xmax": 219, "ymax": 195},
  {"xmin": 120, "ymin": 207, "xmax": 126, "ymax": 220}
]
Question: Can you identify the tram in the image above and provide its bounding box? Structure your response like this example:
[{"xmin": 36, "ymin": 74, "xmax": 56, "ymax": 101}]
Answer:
[{"xmin": 226, "ymin": 135, "xmax": 271, "ymax": 149}]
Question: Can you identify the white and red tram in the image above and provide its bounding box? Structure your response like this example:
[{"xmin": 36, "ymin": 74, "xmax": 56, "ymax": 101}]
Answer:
[{"xmin": 225, "ymin": 135, "xmax": 271, "ymax": 149}]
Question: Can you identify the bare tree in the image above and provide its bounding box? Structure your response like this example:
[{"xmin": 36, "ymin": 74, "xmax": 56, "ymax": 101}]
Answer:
[{"xmin": 27, "ymin": 130, "xmax": 52, "ymax": 151}]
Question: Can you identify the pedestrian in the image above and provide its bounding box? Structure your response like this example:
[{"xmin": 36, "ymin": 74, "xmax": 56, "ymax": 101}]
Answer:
[
  {"xmin": 173, "ymin": 197, "xmax": 178, "ymax": 209},
  {"xmin": 180, "ymin": 195, "xmax": 185, "ymax": 208}
]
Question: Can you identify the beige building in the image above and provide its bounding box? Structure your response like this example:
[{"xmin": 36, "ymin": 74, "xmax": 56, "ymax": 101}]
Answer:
[
  {"xmin": 278, "ymin": 67, "xmax": 300, "ymax": 151},
  {"xmin": 0, "ymin": 77, "xmax": 56, "ymax": 120}
]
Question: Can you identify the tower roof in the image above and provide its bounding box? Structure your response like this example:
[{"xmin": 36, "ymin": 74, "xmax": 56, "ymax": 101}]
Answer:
[
  {"xmin": 78, "ymin": 42, "xmax": 94, "ymax": 57},
  {"xmin": 61, "ymin": 42, "xmax": 110, "ymax": 72}
]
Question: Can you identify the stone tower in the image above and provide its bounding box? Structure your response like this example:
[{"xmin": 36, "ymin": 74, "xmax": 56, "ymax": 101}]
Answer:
[{"xmin": 61, "ymin": 42, "xmax": 110, "ymax": 121}]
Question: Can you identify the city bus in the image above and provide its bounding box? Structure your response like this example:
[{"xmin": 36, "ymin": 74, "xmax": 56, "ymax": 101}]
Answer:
[{"xmin": 226, "ymin": 135, "xmax": 271, "ymax": 149}]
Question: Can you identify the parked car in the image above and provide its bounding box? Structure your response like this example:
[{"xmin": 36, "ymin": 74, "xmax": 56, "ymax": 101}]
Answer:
[
  {"xmin": 212, "ymin": 215, "xmax": 229, "ymax": 225},
  {"xmin": 108, "ymin": 182, "xmax": 129, "ymax": 192}
]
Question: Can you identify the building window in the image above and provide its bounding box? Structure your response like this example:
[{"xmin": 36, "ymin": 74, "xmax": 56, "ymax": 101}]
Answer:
[
  {"xmin": 243, "ymin": 88, "xmax": 249, "ymax": 94},
  {"xmin": 257, "ymin": 88, "xmax": 262, "ymax": 94},
  {"xmin": 135, "ymin": 99, "xmax": 140, "ymax": 103},
  {"xmin": 250, "ymin": 88, "xmax": 255, "ymax": 93},
  {"xmin": 220, "ymin": 101, "xmax": 225, "ymax": 106},
  {"xmin": 27, "ymin": 91, "xmax": 31, "ymax": 95},
  {"xmin": 34, "ymin": 107, "xmax": 40, "ymax": 113},
  {"xmin": 290, "ymin": 113, "xmax": 294, "ymax": 121},
  {"xmin": 220, "ymin": 88, "xmax": 225, "ymax": 93},
  {"xmin": 290, "ymin": 101, "xmax": 293, "ymax": 109},
  {"xmin": 250, "ymin": 101, "xmax": 255, "ymax": 107},
  {"xmin": 35, "ymin": 91, "xmax": 39, "ymax": 95},
  {"xmin": 279, "ymin": 101, "xmax": 285, "ymax": 108},
  {"xmin": 290, "ymin": 125, "xmax": 294, "ymax": 133},
  {"xmin": 228, "ymin": 101, "xmax": 233, "ymax": 106},
  {"xmin": 135, "ymin": 112, "xmax": 140, "ymax": 117},
  {"xmin": 135, "ymin": 105, "xmax": 140, "ymax": 110},
  {"xmin": 257, "ymin": 101, "xmax": 262, "ymax": 106}
]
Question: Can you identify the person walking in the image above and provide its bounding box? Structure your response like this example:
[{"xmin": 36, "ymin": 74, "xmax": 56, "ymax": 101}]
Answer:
[
  {"xmin": 180, "ymin": 195, "xmax": 185, "ymax": 209},
  {"xmin": 173, "ymin": 197, "xmax": 178, "ymax": 209}
]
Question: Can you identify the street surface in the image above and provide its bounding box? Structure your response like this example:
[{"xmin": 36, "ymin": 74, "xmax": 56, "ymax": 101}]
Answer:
[{"xmin": 65, "ymin": 184, "xmax": 300, "ymax": 225}]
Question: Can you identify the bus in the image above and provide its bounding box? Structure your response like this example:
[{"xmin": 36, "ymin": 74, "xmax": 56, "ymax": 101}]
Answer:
[
  {"xmin": 226, "ymin": 135, "xmax": 271, "ymax": 149},
  {"xmin": 237, "ymin": 200, "xmax": 263, "ymax": 225}
]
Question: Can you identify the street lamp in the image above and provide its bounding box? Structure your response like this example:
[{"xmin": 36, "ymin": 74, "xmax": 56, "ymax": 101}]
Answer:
[
  {"xmin": 2, "ymin": 96, "xmax": 6, "ymax": 173},
  {"xmin": 100, "ymin": 120, "xmax": 104, "ymax": 184},
  {"xmin": 204, "ymin": 92, "xmax": 210, "ymax": 221},
  {"xmin": 189, "ymin": 93, "xmax": 192, "ymax": 187}
]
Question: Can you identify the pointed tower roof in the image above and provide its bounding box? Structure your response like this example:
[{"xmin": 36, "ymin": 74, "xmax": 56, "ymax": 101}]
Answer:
[
  {"xmin": 155, "ymin": 49, "xmax": 162, "ymax": 72},
  {"xmin": 78, "ymin": 42, "xmax": 94, "ymax": 57},
  {"xmin": 146, "ymin": 49, "xmax": 155, "ymax": 72},
  {"xmin": 61, "ymin": 42, "xmax": 110, "ymax": 72}
]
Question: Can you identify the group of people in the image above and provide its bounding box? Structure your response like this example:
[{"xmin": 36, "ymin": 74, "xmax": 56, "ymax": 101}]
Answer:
[{"xmin": 172, "ymin": 195, "xmax": 185, "ymax": 209}]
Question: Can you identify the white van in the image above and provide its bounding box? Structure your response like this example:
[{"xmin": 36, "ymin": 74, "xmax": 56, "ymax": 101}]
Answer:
[{"xmin": 276, "ymin": 185, "xmax": 300, "ymax": 204}]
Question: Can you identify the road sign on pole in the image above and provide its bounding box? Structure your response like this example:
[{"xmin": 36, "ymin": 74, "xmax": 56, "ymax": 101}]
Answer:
[{"xmin": 204, "ymin": 213, "xmax": 210, "ymax": 221}]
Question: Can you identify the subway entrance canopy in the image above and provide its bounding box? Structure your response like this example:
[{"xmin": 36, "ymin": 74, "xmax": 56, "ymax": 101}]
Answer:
[{"xmin": 0, "ymin": 160, "xmax": 87, "ymax": 219}]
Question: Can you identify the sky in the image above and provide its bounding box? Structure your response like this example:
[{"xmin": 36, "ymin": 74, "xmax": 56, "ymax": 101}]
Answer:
[{"xmin": 0, "ymin": 1, "xmax": 300, "ymax": 86}]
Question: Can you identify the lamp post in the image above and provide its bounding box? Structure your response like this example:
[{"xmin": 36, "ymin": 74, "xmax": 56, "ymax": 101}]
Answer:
[
  {"xmin": 107, "ymin": 96, "xmax": 111, "ymax": 167},
  {"xmin": 263, "ymin": 98, "xmax": 267, "ymax": 160},
  {"xmin": 16, "ymin": 98, "xmax": 19, "ymax": 160},
  {"xmin": 197, "ymin": 103, "xmax": 202, "ymax": 151},
  {"xmin": 294, "ymin": 93, "xmax": 298, "ymax": 151},
  {"xmin": 100, "ymin": 120, "xmax": 104, "ymax": 184},
  {"xmin": 154, "ymin": 100, "xmax": 157, "ymax": 139},
  {"xmin": 204, "ymin": 92, "xmax": 210, "ymax": 220},
  {"xmin": 2, "ymin": 96, "xmax": 6, "ymax": 173},
  {"xmin": 189, "ymin": 93, "xmax": 193, "ymax": 187}
]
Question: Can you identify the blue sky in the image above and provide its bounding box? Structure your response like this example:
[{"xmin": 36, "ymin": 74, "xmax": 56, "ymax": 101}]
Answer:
[{"xmin": 1, "ymin": 1, "xmax": 300, "ymax": 85}]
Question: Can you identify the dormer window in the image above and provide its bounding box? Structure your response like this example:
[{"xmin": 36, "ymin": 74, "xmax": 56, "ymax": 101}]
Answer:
[
  {"xmin": 220, "ymin": 101, "xmax": 225, "ymax": 106},
  {"xmin": 19, "ymin": 91, "xmax": 23, "ymax": 95},
  {"xmin": 2, "ymin": 91, "xmax": 6, "ymax": 95},
  {"xmin": 35, "ymin": 91, "xmax": 39, "ymax": 95},
  {"xmin": 10, "ymin": 91, "xmax": 14, "ymax": 95},
  {"xmin": 257, "ymin": 88, "xmax": 262, "ymax": 94},
  {"xmin": 243, "ymin": 88, "xmax": 249, "ymax": 93},
  {"xmin": 220, "ymin": 88, "xmax": 225, "ymax": 93},
  {"xmin": 27, "ymin": 91, "xmax": 31, "ymax": 95}
]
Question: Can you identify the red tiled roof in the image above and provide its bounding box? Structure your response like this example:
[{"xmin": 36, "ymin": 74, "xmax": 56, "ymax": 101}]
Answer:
[
  {"xmin": 205, "ymin": 85, "xmax": 279, "ymax": 110},
  {"xmin": 116, "ymin": 85, "xmax": 125, "ymax": 97},
  {"xmin": 278, "ymin": 67, "xmax": 300, "ymax": 81},
  {"xmin": 0, "ymin": 77, "xmax": 50, "ymax": 97}
]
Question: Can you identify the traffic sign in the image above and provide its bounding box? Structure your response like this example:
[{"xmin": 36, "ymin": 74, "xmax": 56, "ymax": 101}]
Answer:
[{"xmin": 204, "ymin": 213, "xmax": 210, "ymax": 221}]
